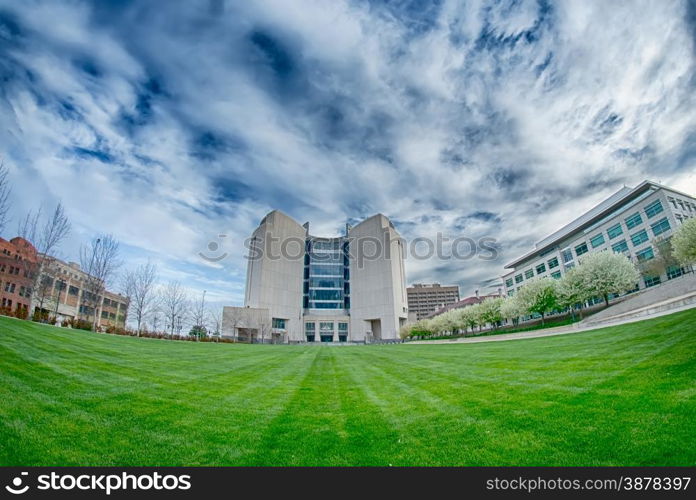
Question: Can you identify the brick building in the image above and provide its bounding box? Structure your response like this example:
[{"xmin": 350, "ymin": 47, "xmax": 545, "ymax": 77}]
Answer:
[{"xmin": 0, "ymin": 237, "xmax": 39, "ymax": 319}]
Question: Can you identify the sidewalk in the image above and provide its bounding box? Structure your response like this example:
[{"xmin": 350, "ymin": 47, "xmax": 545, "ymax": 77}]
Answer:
[{"xmin": 406, "ymin": 300, "xmax": 696, "ymax": 345}]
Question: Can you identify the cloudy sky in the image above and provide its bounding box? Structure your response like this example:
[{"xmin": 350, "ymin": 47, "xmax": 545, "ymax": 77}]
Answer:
[{"xmin": 1, "ymin": 0, "xmax": 695, "ymax": 307}]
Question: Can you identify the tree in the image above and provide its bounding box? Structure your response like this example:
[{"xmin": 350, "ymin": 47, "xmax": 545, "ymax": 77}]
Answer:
[
  {"xmin": 577, "ymin": 251, "xmax": 639, "ymax": 306},
  {"xmin": 556, "ymin": 267, "xmax": 591, "ymax": 320},
  {"xmin": 20, "ymin": 203, "xmax": 71, "ymax": 318},
  {"xmin": 478, "ymin": 297, "xmax": 503, "ymax": 330},
  {"xmin": 500, "ymin": 295, "xmax": 526, "ymax": 326},
  {"xmin": 79, "ymin": 234, "xmax": 121, "ymax": 330},
  {"xmin": 638, "ymin": 237, "xmax": 680, "ymax": 279},
  {"xmin": 122, "ymin": 260, "xmax": 159, "ymax": 336},
  {"xmin": 189, "ymin": 325, "xmax": 207, "ymax": 339},
  {"xmin": 190, "ymin": 290, "xmax": 208, "ymax": 339},
  {"xmin": 207, "ymin": 307, "xmax": 222, "ymax": 341},
  {"xmin": 455, "ymin": 306, "xmax": 480, "ymax": 334},
  {"xmin": 672, "ymin": 218, "xmax": 696, "ymax": 266},
  {"xmin": 159, "ymin": 281, "xmax": 189, "ymax": 337},
  {"xmin": 0, "ymin": 160, "xmax": 11, "ymax": 234},
  {"xmin": 516, "ymin": 278, "xmax": 559, "ymax": 325}
]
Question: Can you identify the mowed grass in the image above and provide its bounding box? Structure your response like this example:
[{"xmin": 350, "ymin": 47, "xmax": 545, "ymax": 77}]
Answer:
[{"xmin": 0, "ymin": 309, "xmax": 695, "ymax": 466}]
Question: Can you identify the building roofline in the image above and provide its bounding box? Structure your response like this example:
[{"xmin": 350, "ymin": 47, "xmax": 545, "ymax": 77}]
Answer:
[{"xmin": 503, "ymin": 180, "xmax": 688, "ymax": 269}]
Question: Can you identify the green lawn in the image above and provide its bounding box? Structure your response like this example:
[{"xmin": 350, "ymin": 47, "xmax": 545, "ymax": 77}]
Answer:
[{"xmin": 1, "ymin": 309, "xmax": 695, "ymax": 466}]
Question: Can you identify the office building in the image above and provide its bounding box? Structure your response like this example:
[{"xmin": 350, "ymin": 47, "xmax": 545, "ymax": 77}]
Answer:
[
  {"xmin": 502, "ymin": 180, "xmax": 696, "ymax": 296},
  {"xmin": 407, "ymin": 283, "xmax": 460, "ymax": 320},
  {"xmin": 223, "ymin": 210, "xmax": 409, "ymax": 343}
]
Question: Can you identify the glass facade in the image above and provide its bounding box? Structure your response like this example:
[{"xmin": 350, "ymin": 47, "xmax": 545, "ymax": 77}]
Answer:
[
  {"xmin": 590, "ymin": 234, "xmax": 605, "ymax": 248},
  {"xmin": 611, "ymin": 240, "xmax": 628, "ymax": 253},
  {"xmin": 636, "ymin": 247, "xmax": 654, "ymax": 262},
  {"xmin": 644, "ymin": 199, "xmax": 663, "ymax": 218},
  {"xmin": 650, "ymin": 217, "xmax": 670, "ymax": 236},
  {"xmin": 304, "ymin": 238, "xmax": 349, "ymax": 311},
  {"xmin": 575, "ymin": 242, "xmax": 588, "ymax": 256},
  {"xmin": 524, "ymin": 269, "xmax": 534, "ymax": 279},
  {"xmin": 607, "ymin": 223, "xmax": 623, "ymax": 239},
  {"xmin": 535, "ymin": 263, "xmax": 546, "ymax": 274},
  {"xmin": 630, "ymin": 229, "xmax": 649, "ymax": 246},
  {"xmin": 548, "ymin": 257, "xmax": 559, "ymax": 269},
  {"xmin": 625, "ymin": 212, "xmax": 642, "ymax": 229},
  {"xmin": 562, "ymin": 249, "xmax": 573, "ymax": 263}
]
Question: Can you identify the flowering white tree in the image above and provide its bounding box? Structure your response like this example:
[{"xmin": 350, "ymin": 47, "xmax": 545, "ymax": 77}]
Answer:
[
  {"xmin": 556, "ymin": 267, "xmax": 592, "ymax": 320},
  {"xmin": 478, "ymin": 297, "xmax": 504, "ymax": 330},
  {"xmin": 577, "ymin": 251, "xmax": 639, "ymax": 306},
  {"xmin": 500, "ymin": 295, "xmax": 527, "ymax": 326},
  {"xmin": 672, "ymin": 218, "xmax": 696, "ymax": 265},
  {"xmin": 516, "ymin": 278, "xmax": 559, "ymax": 325},
  {"xmin": 453, "ymin": 306, "xmax": 479, "ymax": 334}
]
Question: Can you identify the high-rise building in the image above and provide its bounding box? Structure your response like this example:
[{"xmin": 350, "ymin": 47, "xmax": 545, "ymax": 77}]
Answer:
[
  {"xmin": 223, "ymin": 210, "xmax": 409, "ymax": 343},
  {"xmin": 502, "ymin": 180, "xmax": 696, "ymax": 297},
  {"xmin": 407, "ymin": 283, "xmax": 460, "ymax": 320}
]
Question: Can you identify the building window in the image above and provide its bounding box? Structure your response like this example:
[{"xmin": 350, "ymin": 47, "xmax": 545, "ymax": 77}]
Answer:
[
  {"xmin": 607, "ymin": 223, "xmax": 623, "ymax": 239},
  {"xmin": 625, "ymin": 212, "xmax": 643, "ymax": 229},
  {"xmin": 550, "ymin": 271, "xmax": 562, "ymax": 279},
  {"xmin": 505, "ymin": 278, "xmax": 513, "ymax": 288},
  {"xmin": 635, "ymin": 247, "xmax": 654, "ymax": 262},
  {"xmin": 515, "ymin": 274, "xmax": 523, "ymax": 284},
  {"xmin": 561, "ymin": 249, "xmax": 573, "ymax": 263},
  {"xmin": 338, "ymin": 322, "xmax": 348, "ymax": 332},
  {"xmin": 666, "ymin": 265, "xmax": 684, "ymax": 280},
  {"xmin": 272, "ymin": 318, "xmax": 286, "ymax": 330},
  {"xmin": 524, "ymin": 269, "xmax": 534, "ymax": 279},
  {"xmin": 590, "ymin": 234, "xmax": 605, "ymax": 248},
  {"xmin": 630, "ymin": 229, "xmax": 649, "ymax": 247},
  {"xmin": 547, "ymin": 257, "xmax": 559, "ymax": 269},
  {"xmin": 319, "ymin": 322, "xmax": 334, "ymax": 332},
  {"xmin": 69, "ymin": 286, "xmax": 79, "ymax": 296},
  {"xmin": 535, "ymin": 263, "xmax": 546, "ymax": 274},
  {"xmin": 650, "ymin": 217, "xmax": 670, "ymax": 237},
  {"xmin": 507, "ymin": 290, "xmax": 514, "ymax": 297},
  {"xmin": 574, "ymin": 242, "xmax": 588, "ymax": 257},
  {"xmin": 644, "ymin": 199, "xmax": 663, "ymax": 218},
  {"xmin": 611, "ymin": 240, "xmax": 629, "ymax": 253},
  {"xmin": 643, "ymin": 275, "xmax": 661, "ymax": 288}
]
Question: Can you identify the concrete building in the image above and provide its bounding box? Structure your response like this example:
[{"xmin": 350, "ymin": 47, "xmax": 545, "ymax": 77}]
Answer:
[
  {"xmin": 407, "ymin": 283, "xmax": 460, "ymax": 320},
  {"xmin": 502, "ymin": 180, "xmax": 696, "ymax": 297},
  {"xmin": 0, "ymin": 236, "xmax": 39, "ymax": 318},
  {"xmin": 223, "ymin": 210, "xmax": 409, "ymax": 343},
  {"xmin": 32, "ymin": 256, "xmax": 129, "ymax": 329}
]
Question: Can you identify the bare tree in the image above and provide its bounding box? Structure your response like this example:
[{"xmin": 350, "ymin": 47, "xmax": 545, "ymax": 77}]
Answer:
[
  {"xmin": 207, "ymin": 306, "xmax": 222, "ymax": 341},
  {"xmin": 159, "ymin": 281, "xmax": 189, "ymax": 337},
  {"xmin": 20, "ymin": 203, "xmax": 72, "ymax": 318},
  {"xmin": 258, "ymin": 317, "xmax": 272, "ymax": 344},
  {"xmin": 122, "ymin": 260, "xmax": 159, "ymax": 336},
  {"xmin": 0, "ymin": 160, "xmax": 11, "ymax": 235},
  {"xmin": 190, "ymin": 290, "xmax": 208, "ymax": 336},
  {"xmin": 79, "ymin": 234, "xmax": 121, "ymax": 330}
]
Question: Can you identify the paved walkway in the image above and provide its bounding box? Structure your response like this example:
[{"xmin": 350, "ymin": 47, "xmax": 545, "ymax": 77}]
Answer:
[{"xmin": 407, "ymin": 301, "xmax": 696, "ymax": 345}]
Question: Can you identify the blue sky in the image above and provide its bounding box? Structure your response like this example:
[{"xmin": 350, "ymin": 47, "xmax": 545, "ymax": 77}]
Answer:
[{"xmin": 1, "ymin": 0, "xmax": 695, "ymax": 308}]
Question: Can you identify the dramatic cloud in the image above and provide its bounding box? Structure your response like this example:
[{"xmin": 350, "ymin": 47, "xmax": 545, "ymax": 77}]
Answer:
[{"xmin": 1, "ymin": 0, "xmax": 695, "ymax": 304}]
